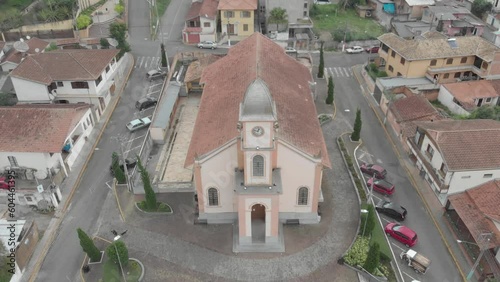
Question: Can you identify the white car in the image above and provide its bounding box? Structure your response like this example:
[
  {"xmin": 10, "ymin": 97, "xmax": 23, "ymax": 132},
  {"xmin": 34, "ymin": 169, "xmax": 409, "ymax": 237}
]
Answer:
[
  {"xmin": 126, "ymin": 117, "xmax": 152, "ymax": 132},
  {"xmin": 197, "ymin": 41, "xmax": 217, "ymax": 49},
  {"xmin": 346, "ymin": 46, "xmax": 364, "ymax": 54},
  {"xmin": 146, "ymin": 70, "xmax": 166, "ymax": 81}
]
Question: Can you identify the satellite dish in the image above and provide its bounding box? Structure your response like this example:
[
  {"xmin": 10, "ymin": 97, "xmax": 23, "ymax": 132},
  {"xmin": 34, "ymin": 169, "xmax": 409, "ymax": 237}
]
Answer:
[
  {"xmin": 35, "ymin": 170, "xmax": 48, "ymax": 179},
  {"xmin": 35, "ymin": 48, "xmax": 40, "ymax": 53},
  {"xmin": 13, "ymin": 41, "xmax": 29, "ymax": 53},
  {"xmin": 108, "ymin": 38, "xmax": 118, "ymax": 47},
  {"xmin": 26, "ymin": 35, "xmax": 31, "ymax": 40},
  {"xmin": 20, "ymin": 38, "xmax": 24, "ymax": 42}
]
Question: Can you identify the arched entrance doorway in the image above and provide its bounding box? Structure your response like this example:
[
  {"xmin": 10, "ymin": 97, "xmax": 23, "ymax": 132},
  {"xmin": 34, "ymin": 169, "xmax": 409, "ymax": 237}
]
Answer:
[{"xmin": 251, "ymin": 204, "xmax": 266, "ymax": 243}]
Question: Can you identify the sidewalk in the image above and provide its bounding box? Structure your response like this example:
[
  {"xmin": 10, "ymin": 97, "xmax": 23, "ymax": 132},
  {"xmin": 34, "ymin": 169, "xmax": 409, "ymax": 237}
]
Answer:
[
  {"xmin": 19, "ymin": 53, "xmax": 135, "ymax": 282},
  {"xmin": 352, "ymin": 64, "xmax": 473, "ymax": 281},
  {"xmin": 92, "ymin": 0, "xmax": 119, "ymax": 24}
]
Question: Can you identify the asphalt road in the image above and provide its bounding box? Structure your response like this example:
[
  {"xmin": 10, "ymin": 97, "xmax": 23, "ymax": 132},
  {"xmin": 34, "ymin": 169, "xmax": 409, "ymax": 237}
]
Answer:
[
  {"xmin": 33, "ymin": 1, "xmax": 191, "ymax": 281},
  {"xmin": 324, "ymin": 52, "xmax": 462, "ymax": 282}
]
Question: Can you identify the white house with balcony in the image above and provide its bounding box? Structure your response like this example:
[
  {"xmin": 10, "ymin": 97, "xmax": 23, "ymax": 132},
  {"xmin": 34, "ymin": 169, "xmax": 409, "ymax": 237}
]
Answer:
[
  {"xmin": 437, "ymin": 80, "xmax": 500, "ymax": 116},
  {"xmin": 0, "ymin": 104, "xmax": 93, "ymax": 206},
  {"xmin": 407, "ymin": 119, "xmax": 500, "ymax": 205},
  {"xmin": 9, "ymin": 49, "xmax": 119, "ymax": 121},
  {"xmin": 182, "ymin": 0, "xmax": 219, "ymax": 44}
]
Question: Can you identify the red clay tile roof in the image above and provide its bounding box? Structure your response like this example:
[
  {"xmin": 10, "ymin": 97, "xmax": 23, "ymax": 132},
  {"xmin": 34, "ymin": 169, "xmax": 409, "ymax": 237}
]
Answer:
[
  {"xmin": 390, "ymin": 95, "xmax": 439, "ymax": 122},
  {"xmin": 443, "ymin": 80, "xmax": 500, "ymax": 111},
  {"xmin": 185, "ymin": 32, "xmax": 331, "ymax": 168},
  {"xmin": 10, "ymin": 49, "xmax": 119, "ymax": 85},
  {"xmin": 218, "ymin": 0, "xmax": 257, "ymax": 10},
  {"xmin": 414, "ymin": 119, "xmax": 500, "ymax": 171},
  {"xmin": 0, "ymin": 41, "xmax": 5, "ymax": 51},
  {"xmin": 56, "ymin": 38, "xmax": 81, "ymax": 46},
  {"xmin": 0, "ymin": 37, "xmax": 49, "ymax": 65},
  {"xmin": 186, "ymin": 0, "xmax": 219, "ymax": 20},
  {"xmin": 448, "ymin": 180, "xmax": 500, "ymax": 249},
  {"xmin": 184, "ymin": 54, "xmax": 224, "ymax": 83},
  {"xmin": 0, "ymin": 104, "xmax": 91, "ymax": 153}
]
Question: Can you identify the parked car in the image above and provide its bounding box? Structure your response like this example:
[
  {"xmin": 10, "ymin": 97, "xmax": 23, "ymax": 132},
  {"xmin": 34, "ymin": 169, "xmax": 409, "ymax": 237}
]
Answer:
[
  {"xmin": 110, "ymin": 158, "xmax": 137, "ymax": 175},
  {"xmin": 136, "ymin": 97, "xmax": 158, "ymax": 111},
  {"xmin": 126, "ymin": 117, "xmax": 152, "ymax": 132},
  {"xmin": 346, "ymin": 46, "xmax": 364, "ymax": 54},
  {"xmin": 0, "ymin": 176, "xmax": 14, "ymax": 190},
  {"xmin": 285, "ymin": 46, "xmax": 297, "ymax": 53},
  {"xmin": 146, "ymin": 70, "xmax": 166, "ymax": 81},
  {"xmin": 359, "ymin": 162, "xmax": 387, "ymax": 179},
  {"xmin": 385, "ymin": 222, "xmax": 418, "ymax": 247},
  {"xmin": 367, "ymin": 177, "xmax": 395, "ymax": 195},
  {"xmin": 376, "ymin": 199, "xmax": 407, "ymax": 221},
  {"xmin": 365, "ymin": 46, "xmax": 380, "ymax": 53},
  {"xmin": 197, "ymin": 41, "xmax": 217, "ymax": 49}
]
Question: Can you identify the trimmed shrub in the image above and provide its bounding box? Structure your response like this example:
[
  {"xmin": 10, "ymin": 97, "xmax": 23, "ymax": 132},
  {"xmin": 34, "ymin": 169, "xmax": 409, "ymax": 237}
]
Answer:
[{"xmin": 363, "ymin": 242, "xmax": 380, "ymax": 273}]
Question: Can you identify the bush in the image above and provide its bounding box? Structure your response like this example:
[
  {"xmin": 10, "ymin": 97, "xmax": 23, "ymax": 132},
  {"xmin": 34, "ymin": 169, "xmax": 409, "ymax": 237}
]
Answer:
[
  {"xmin": 114, "ymin": 3, "xmax": 124, "ymax": 15},
  {"xmin": 363, "ymin": 242, "xmax": 380, "ymax": 273},
  {"xmin": 100, "ymin": 38, "xmax": 110, "ymax": 49},
  {"xmin": 106, "ymin": 241, "xmax": 129, "ymax": 267},
  {"xmin": 369, "ymin": 63, "xmax": 378, "ymax": 73},
  {"xmin": 344, "ymin": 236, "xmax": 369, "ymax": 266},
  {"xmin": 378, "ymin": 71, "xmax": 388, "ymax": 77},
  {"xmin": 76, "ymin": 15, "xmax": 92, "ymax": 30}
]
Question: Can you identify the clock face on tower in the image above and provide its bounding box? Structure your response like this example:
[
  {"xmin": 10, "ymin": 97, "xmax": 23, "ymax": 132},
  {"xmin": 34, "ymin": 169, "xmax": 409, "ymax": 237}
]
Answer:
[{"xmin": 252, "ymin": 126, "xmax": 264, "ymax": 137}]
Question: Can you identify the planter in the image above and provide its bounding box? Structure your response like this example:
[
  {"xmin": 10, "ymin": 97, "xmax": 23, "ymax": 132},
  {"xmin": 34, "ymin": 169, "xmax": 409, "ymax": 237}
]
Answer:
[
  {"xmin": 135, "ymin": 202, "xmax": 173, "ymax": 214},
  {"xmin": 87, "ymin": 251, "xmax": 104, "ymax": 264},
  {"xmin": 129, "ymin": 258, "xmax": 145, "ymax": 281}
]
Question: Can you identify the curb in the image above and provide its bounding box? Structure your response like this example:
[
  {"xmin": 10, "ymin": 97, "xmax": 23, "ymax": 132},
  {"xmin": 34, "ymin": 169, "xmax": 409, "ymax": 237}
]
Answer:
[
  {"xmin": 351, "ymin": 64, "xmax": 467, "ymax": 282},
  {"xmin": 112, "ymin": 178, "xmax": 127, "ymax": 222},
  {"xmin": 27, "ymin": 54, "xmax": 135, "ymax": 282}
]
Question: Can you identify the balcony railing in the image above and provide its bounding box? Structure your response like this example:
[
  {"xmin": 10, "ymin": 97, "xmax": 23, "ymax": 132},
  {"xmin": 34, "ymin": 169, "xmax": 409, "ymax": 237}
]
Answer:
[{"xmin": 407, "ymin": 139, "xmax": 449, "ymax": 192}]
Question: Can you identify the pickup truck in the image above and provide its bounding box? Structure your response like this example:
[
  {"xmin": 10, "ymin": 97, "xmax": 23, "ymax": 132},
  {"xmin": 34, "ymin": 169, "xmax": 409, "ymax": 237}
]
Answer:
[
  {"xmin": 126, "ymin": 117, "xmax": 152, "ymax": 132},
  {"xmin": 400, "ymin": 249, "xmax": 431, "ymax": 274}
]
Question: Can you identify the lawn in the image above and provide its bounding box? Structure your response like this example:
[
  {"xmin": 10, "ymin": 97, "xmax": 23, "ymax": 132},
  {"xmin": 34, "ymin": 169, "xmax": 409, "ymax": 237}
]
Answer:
[
  {"xmin": 311, "ymin": 4, "xmax": 385, "ymax": 41},
  {"xmin": 103, "ymin": 259, "xmax": 141, "ymax": 282},
  {"xmin": 0, "ymin": 0, "xmax": 34, "ymax": 11},
  {"xmin": 361, "ymin": 203, "xmax": 391, "ymax": 259}
]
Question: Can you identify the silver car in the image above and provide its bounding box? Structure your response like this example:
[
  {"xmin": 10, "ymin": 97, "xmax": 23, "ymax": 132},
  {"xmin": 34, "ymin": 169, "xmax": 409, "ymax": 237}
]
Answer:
[
  {"xmin": 126, "ymin": 117, "xmax": 152, "ymax": 132},
  {"xmin": 197, "ymin": 41, "xmax": 217, "ymax": 49},
  {"xmin": 146, "ymin": 70, "xmax": 166, "ymax": 81}
]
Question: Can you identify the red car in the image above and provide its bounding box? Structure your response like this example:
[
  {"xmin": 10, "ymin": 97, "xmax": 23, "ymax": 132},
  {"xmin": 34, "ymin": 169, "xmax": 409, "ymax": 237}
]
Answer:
[
  {"xmin": 367, "ymin": 178, "xmax": 395, "ymax": 195},
  {"xmin": 359, "ymin": 162, "xmax": 386, "ymax": 179},
  {"xmin": 0, "ymin": 177, "xmax": 14, "ymax": 190},
  {"xmin": 385, "ymin": 223, "xmax": 418, "ymax": 247},
  {"xmin": 365, "ymin": 46, "xmax": 380, "ymax": 53}
]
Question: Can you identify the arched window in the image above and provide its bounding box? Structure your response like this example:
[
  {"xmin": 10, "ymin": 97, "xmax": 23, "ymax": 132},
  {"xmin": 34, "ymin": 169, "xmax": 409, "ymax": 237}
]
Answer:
[
  {"xmin": 208, "ymin": 188, "xmax": 219, "ymax": 206},
  {"xmin": 298, "ymin": 187, "xmax": 309, "ymax": 205},
  {"xmin": 253, "ymin": 155, "xmax": 264, "ymax": 177}
]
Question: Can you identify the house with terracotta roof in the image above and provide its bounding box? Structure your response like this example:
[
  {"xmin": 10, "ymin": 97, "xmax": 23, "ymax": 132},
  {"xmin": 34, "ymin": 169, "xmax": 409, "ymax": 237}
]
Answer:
[
  {"xmin": 218, "ymin": 0, "xmax": 258, "ymax": 44},
  {"xmin": 0, "ymin": 38, "xmax": 49, "ymax": 72},
  {"xmin": 381, "ymin": 94, "xmax": 443, "ymax": 151},
  {"xmin": 407, "ymin": 119, "xmax": 500, "ymax": 204},
  {"xmin": 0, "ymin": 104, "xmax": 94, "ymax": 177},
  {"xmin": 183, "ymin": 0, "xmax": 219, "ymax": 44},
  {"xmin": 185, "ymin": 32, "xmax": 330, "ymax": 252},
  {"xmin": 0, "ymin": 41, "xmax": 6, "ymax": 62},
  {"xmin": 399, "ymin": 0, "xmax": 435, "ymax": 20},
  {"xmin": 9, "ymin": 49, "xmax": 119, "ymax": 120},
  {"xmin": 446, "ymin": 180, "xmax": 500, "ymax": 277},
  {"xmin": 377, "ymin": 33, "xmax": 500, "ymax": 84},
  {"xmin": 183, "ymin": 54, "xmax": 224, "ymax": 92},
  {"xmin": 437, "ymin": 80, "xmax": 500, "ymax": 116}
]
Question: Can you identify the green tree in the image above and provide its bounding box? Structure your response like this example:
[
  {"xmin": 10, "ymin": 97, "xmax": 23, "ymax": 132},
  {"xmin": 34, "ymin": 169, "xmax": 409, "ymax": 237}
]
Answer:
[
  {"xmin": 112, "ymin": 152, "xmax": 126, "ymax": 184},
  {"xmin": 76, "ymin": 14, "xmax": 92, "ymax": 30},
  {"xmin": 0, "ymin": 9, "xmax": 23, "ymax": 32},
  {"xmin": 351, "ymin": 108, "xmax": 362, "ymax": 141},
  {"xmin": 365, "ymin": 205, "xmax": 375, "ymax": 235},
  {"xmin": 363, "ymin": 242, "xmax": 380, "ymax": 273},
  {"xmin": 137, "ymin": 157, "xmax": 157, "ymax": 210},
  {"xmin": 0, "ymin": 93, "xmax": 15, "ymax": 106},
  {"xmin": 318, "ymin": 42, "xmax": 324, "ymax": 78},
  {"xmin": 309, "ymin": 3, "xmax": 320, "ymax": 17},
  {"xmin": 268, "ymin": 7, "xmax": 288, "ymax": 32},
  {"xmin": 160, "ymin": 43, "xmax": 167, "ymax": 67},
  {"xmin": 100, "ymin": 38, "xmax": 110, "ymax": 49},
  {"xmin": 115, "ymin": 3, "xmax": 125, "ymax": 15},
  {"xmin": 106, "ymin": 240, "xmax": 129, "ymax": 267},
  {"xmin": 326, "ymin": 77, "xmax": 334, "ymax": 104},
  {"xmin": 77, "ymin": 228, "xmax": 101, "ymax": 262},
  {"xmin": 110, "ymin": 22, "xmax": 131, "ymax": 58},
  {"xmin": 468, "ymin": 106, "xmax": 500, "ymax": 120},
  {"xmin": 471, "ymin": 0, "xmax": 492, "ymax": 19}
]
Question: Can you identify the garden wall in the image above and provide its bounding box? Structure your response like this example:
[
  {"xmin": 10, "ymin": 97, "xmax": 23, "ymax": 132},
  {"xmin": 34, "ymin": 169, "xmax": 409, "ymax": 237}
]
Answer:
[{"xmin": 3, "ymin": 20, "xmax": 75, "ymax": 41}]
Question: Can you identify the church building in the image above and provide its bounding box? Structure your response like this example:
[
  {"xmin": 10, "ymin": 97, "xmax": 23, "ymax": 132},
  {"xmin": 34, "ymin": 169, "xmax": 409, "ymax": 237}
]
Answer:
[{"xmin": 185, "ymin": 32, "xmax": 331, "ymax": 252}]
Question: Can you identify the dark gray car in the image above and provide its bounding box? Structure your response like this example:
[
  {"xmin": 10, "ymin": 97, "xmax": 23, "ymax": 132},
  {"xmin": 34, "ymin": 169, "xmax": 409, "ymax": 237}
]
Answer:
[
  {"xmin": 135, "ymin": 97, "xmax": 158, "ymax": 111},
  {"xmin": 376, "ymin": 199, "xmax": 407, "ymax": 221}
]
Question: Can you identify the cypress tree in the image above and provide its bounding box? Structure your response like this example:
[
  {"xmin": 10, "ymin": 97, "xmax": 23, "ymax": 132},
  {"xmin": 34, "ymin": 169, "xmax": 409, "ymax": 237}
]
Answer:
[
  {"xmin": 112, "ymin": 152, "xmax": 126, "ymax": 184},
  {"xmin": 160, "ymin": 43, "xmax": 167, "ymax": 68},
  {"xmin": 77, "ymin": 228, "xmax": 101, "ymax": 262},
  {"xmin": 318, "ymin": 42, "xmax": 324, "ymax": 78},
  {"xmin": 326, "ymin": 76, "xmax": 334, "ymax": 104},
  {"xmin": 363, "ymin": 242, "xmax": 380, "ymax": 273},
  {"xmin": 137, "ymin": 157, "xmax": 157, "ymax": 210},
  {"xmin": 351, "ymin": 108, "xmax": 362, "ymax": 141}
]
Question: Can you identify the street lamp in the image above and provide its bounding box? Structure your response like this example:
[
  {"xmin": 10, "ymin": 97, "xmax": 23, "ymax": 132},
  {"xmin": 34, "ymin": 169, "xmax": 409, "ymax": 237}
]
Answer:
[
  {"xmin": 113, "ymin": 235, "xmax": 127, "ymax": 282},
  {"xmin": 361, "ymin": 209, "xmax": 369, "ymax": 237},
  {"xmin": 226, "ymin": 19, "xmax": 231, "ymax": 47},
  {"xmin": 457, "ymin": 233, "xmax": 492, "ymax": 281}
]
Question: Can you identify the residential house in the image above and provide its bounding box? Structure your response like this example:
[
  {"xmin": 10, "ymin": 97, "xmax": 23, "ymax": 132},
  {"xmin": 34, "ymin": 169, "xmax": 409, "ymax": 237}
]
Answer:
[
  {"xmin": 183, "ymin": 0, "xmax": 219, "ymax": 44},
  {"xmin": 397, "ymin": 0, "xmax": 435, "ymax": 20},
  {"xmin": 446, "ymin": 180, "xmax": 500, "ymax": 276},
  {"xmin": 0, "ymin": 41, "xmax": 5, "ymax": 62},
  {"xmin": 373, "ymin": 76, "xmax": 439, "ymax": 105},
  {"xmin": 218, "ymin": 0, "xmax": 258, "ymax": 43},
  {"xmin": 9, "ymin": 49, "xmax": 119, "ymax": 120},
  {"xmin": 421, "ymin": 5, "xmax": 485, "ymax": 37},
  {"xmin": 372, "ymin": 0, "xmax": 398, "ymax": 29},
  {"xmin": 0, "ymin": 104, "xmax": 94, "ymax": 198},
  {"xmin": 407, "ymin": 119, "xmax": 500, "ymax": 204},
  {"xmin": 262, "ymin": 0, "xmax": 314, "ymax": 49},
  {"xmin": 0, "ymin": 220, "xmax": 39, "ymax": 282},
  {"xmin": 0, "ymin": 37, "xmax": 49, "ymax": 72},
  {"xmin": 381, "ymin": 95, "xmax": 443, "ymax": 151},
  {"xmin": 183, "ymin": 54, "xmax": 224, "ymax": 92},
  {"xmin": 377, "ymin": 33, "xmax": 500, "ymax": 83},
  {"xmin": 486, "ymin": 13, "xmax": 500, "ymax": 30},
  {"xmin": 185, "ymin": 32, "xmax": 330, "ymax": 252},
  {"xmin": 437, "ymin": 80, "xmax": 500, "ymax": 116}
]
